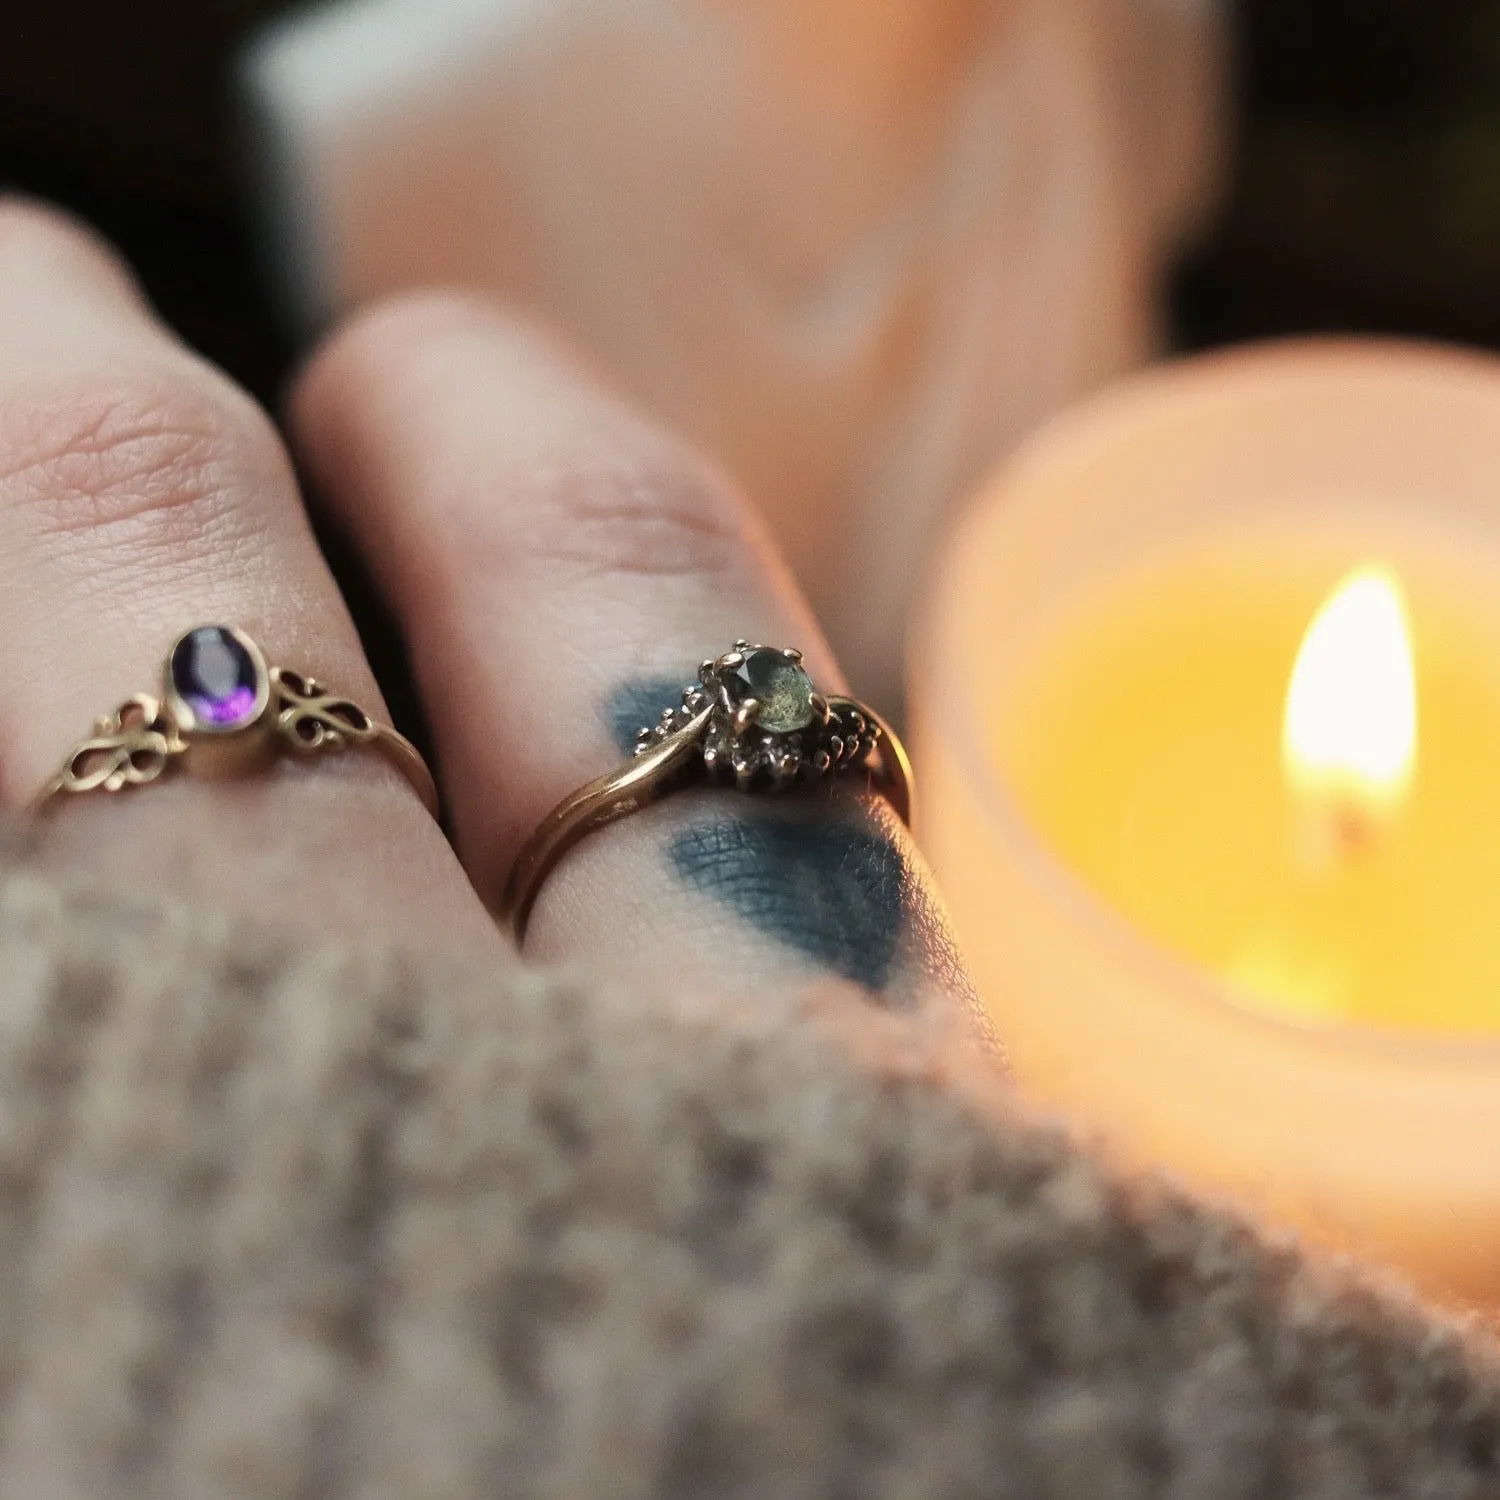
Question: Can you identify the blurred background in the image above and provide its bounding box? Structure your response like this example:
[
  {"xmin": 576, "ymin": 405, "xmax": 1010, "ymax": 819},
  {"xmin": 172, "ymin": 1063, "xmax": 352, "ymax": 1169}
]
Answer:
[
  {"xmin": 6, "ymin": 2, "xmax": 1498, "ymax": 395},
  {"xmin": 3, "ymin": 0, "xmax": 1498, "ymax": 706}
]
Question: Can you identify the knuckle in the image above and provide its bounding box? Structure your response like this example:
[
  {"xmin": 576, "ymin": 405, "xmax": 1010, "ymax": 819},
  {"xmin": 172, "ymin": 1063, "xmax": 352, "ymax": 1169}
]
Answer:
[
  {"xmin": 300, "ymin": 289, "xmax": 493, "ymax": 413},
  {"xmin": 307, "ymin": 289, "xmax": 755, "ymax": 587},
  {"xmin": 0, "ymin": 364, "xmax": 283, "ymax": 554},
  {"xmin": 518, "ymin": 449, "xmax": 748, "ymax": 584},
  {"xmin": 0, "ymin": 198, "xmax": 135, "ymax": 286},
  {"xmin": 338, "ymin": 288, "xmax": 491, "ymax": 357}
]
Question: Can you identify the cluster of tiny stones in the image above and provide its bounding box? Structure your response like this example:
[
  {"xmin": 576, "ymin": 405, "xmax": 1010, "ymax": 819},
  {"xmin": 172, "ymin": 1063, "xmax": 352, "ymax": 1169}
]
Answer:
[{"xmin": 635, "ymin": 643, "xmax": 881, "ymax": 791}]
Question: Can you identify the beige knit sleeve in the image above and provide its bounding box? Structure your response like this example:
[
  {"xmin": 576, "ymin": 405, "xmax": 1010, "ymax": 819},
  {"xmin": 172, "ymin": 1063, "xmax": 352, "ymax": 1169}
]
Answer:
[{"xmin": 0, "ymin": 856, "xmax": 1493, "ymax": 1499}]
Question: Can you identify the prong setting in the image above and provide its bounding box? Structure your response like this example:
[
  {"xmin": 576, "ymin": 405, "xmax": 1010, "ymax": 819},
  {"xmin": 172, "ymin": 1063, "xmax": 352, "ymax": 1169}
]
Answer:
[{"xmin": 631, "ymin": 643, "xmax": 884, "ymax": 795}]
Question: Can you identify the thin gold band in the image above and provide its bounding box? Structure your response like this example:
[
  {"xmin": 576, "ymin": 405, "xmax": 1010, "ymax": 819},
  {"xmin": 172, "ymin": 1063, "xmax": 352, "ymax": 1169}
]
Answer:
[
  {"xmin": 29, "ymin": 626, "xmax": 438, "ymax": 819},
  {"xmin": 501, "ymin": 643, "xmax": 914, "ymax": 942}
]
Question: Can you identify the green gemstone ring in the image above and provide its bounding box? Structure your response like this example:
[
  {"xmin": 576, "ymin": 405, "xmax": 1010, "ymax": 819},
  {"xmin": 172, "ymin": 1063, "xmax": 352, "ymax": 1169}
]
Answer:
[{"xmin": 500, "ymin": 642, "xmax": 913, "ymax": 941}]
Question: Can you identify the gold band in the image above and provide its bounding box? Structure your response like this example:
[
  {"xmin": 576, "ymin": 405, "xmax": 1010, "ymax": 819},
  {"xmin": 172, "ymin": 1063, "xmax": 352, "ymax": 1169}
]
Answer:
[
  {"xmin": 29, "ymin": 625, "xmax": 438, "ymax": 819},
  {"xmin": 501, "ymin": 643, "xmax": 914, "ymax": 942}
]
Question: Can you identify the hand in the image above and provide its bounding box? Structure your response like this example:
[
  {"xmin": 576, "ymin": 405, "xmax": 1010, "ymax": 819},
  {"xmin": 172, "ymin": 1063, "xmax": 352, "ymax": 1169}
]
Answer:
[{"xmin": 1, "ymin": 199, "xmax": 987, "ymax": 1033}]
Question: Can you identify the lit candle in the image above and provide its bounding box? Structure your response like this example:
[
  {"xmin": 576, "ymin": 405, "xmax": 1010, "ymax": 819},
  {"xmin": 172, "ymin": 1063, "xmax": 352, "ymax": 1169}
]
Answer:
[
  {"xmin": 1280, "ymin": 565, "xmax": 1416, "ymax": 863},
  {"xmin": 914, "ymin": 342, "xmax": 1500, "ymax": 1308}
]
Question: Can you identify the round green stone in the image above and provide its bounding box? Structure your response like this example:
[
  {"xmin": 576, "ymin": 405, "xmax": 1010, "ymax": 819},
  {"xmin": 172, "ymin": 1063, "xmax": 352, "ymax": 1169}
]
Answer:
[{"xmin": 725, "ymin": 649, "xmax": 816, "ymax": 734}]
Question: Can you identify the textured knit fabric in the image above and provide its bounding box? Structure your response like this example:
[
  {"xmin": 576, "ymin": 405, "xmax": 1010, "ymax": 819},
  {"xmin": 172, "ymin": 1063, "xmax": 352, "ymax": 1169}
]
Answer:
[{"xmin": 0, "ymin": 856, "xmax": 1495, "ymax": 1499}]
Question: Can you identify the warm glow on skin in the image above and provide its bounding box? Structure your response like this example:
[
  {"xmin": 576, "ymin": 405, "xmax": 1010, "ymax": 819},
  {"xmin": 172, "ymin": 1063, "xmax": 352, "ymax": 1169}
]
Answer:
[{"xmin": 1282, "ymin": 565, "xmax": 1418, "ymax": 827}]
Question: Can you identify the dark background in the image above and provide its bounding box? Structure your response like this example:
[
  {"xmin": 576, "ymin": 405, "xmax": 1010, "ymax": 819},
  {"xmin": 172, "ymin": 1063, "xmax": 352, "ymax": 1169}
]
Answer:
[{"xmin": 4, "ymin": 1, "xmax": 1500, "ymax": 404}]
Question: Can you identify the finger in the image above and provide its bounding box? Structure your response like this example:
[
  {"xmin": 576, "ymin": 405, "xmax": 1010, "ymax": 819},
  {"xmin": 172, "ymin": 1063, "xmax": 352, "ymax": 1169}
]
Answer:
[
  {"xmin": 0, "ymin": 201, "xmax": 493, "ymax": 946},
  {"xmin": 293, "ymin": 295, "xmax": 986, "ymax": 1027}
]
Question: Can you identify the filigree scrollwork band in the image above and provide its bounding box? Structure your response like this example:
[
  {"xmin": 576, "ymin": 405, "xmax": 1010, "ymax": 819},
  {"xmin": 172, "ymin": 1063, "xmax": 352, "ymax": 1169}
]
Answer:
[
  {"xmin": 29, "ymin": 626, "xmax": 439, "ymax": 819},
  {"xmin": 272, "ymin": 669, "xmax": 380, "ymax": 755},
  {"xmin": 33, "ymin": 694, "xmax": 187, "ymax": 807}
]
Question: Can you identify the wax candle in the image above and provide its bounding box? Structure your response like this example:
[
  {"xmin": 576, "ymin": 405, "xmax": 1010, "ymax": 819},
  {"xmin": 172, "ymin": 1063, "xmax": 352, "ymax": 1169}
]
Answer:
[
  {"xmin": 1005, "ymin": 548, "xmax": 1500, "ymax": 1031},
  {"xmin": 913, "ymin": 342, "xmax": 1500, "ymax": 1308}
]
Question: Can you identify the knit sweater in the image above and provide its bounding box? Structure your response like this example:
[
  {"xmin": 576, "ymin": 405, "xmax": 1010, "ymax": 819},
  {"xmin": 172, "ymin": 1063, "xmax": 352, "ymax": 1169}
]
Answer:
[{"xmin": 0, "ymin": 854, "xmax": 1495, "ymax": 1499}]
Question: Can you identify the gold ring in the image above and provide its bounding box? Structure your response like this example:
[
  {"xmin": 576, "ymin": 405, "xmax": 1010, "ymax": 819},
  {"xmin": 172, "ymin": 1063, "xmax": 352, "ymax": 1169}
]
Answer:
[
  {"xmin": 501, "ymin": 642, "xmax": 913, "ymax": 940},
  {"xmin": 29, "ymin": 624, "xmax": 438, "ymax": 818}
]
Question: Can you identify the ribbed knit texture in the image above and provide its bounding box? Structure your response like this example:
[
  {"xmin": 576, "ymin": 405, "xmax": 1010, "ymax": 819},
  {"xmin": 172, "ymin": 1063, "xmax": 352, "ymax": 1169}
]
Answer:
[{"xmin": 0, "ymin": 859, "xmax": 1495, "ymax": 1499}]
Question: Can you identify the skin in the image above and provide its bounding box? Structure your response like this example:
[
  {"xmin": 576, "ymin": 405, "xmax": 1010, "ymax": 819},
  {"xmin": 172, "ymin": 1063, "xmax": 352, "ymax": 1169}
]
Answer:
[
  {"xmin": 0, "ymin": 195, "xmax": 987, "ymax": 1039},
  {"xmin": 670, "ymin": 809, "xmax": 914, "ymax": 995}
]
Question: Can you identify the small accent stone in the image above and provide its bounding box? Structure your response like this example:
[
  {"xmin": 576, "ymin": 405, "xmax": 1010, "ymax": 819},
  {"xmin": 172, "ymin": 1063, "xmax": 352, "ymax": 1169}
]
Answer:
[
  {"xmin": 723, "ymin": 648, "xmax": 816, "ymax": 735},
  {"xmin": 171, "ymin": 627, "xmax": 262, "ymax": 730}
]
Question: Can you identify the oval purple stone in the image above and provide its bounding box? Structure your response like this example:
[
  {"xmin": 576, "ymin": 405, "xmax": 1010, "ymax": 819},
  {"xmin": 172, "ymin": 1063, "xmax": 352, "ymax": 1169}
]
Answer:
[{"xmin": 170, "ymin": 627, "xmax": 263, "ymax": 730}]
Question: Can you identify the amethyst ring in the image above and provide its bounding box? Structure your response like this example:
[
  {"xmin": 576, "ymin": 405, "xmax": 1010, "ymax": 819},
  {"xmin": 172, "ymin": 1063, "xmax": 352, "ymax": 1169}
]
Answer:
[
  {"xmin": 500, "ymin": 642, "xmax": 913, "ymax": 941},
  {"xmin": 29, "ymin": 625, "xmax": 438, "ymax": 818}
]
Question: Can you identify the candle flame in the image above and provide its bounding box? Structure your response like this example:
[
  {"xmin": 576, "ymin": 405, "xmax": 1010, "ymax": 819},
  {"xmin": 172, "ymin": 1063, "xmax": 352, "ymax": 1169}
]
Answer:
[{"xmin": 1282, "ymin": 565, "xmax": 1417, "ymax": 826}]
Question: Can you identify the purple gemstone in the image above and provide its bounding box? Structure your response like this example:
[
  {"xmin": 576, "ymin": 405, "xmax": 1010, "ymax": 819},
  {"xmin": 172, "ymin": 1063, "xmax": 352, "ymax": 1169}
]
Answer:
[{"xmin": 171, "ymin": 627, "xmax": 262, "ymax": 731}]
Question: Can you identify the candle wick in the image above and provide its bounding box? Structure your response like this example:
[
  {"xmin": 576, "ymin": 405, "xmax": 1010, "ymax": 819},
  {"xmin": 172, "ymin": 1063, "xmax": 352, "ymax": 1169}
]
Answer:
[
  {"xmin": 1332, "ymin": 800, "xmax": 1377, "ymax": 855},
  {"xmin": 1293, "ymin": 793, "xmax": 1382, "ymax": 876}
]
